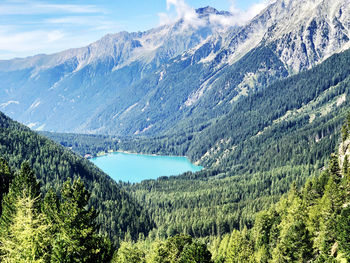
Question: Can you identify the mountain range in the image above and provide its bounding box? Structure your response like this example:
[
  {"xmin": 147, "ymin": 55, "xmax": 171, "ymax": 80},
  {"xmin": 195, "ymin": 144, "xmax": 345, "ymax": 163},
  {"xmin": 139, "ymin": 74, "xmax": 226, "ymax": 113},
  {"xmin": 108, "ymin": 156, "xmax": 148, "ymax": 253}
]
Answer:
[
  {"xmin": 1, "ymin": 0, "xmax": 350, "ymax": 139},
  {"xmin": 2, "ymin": 0, "xmax": 350, "ymax": 259}
]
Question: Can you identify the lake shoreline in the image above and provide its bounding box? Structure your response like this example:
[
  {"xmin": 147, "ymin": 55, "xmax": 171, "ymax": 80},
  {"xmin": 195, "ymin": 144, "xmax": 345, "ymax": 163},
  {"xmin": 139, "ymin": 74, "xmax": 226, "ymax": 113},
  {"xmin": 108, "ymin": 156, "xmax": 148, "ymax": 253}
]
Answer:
[
  {"xmin": 90, "ymin": 151, "xmax": 203, "ymax": 183},
  {"xmin": 90, "ymin": 149, "xmax": 189, "ymax": 159}
]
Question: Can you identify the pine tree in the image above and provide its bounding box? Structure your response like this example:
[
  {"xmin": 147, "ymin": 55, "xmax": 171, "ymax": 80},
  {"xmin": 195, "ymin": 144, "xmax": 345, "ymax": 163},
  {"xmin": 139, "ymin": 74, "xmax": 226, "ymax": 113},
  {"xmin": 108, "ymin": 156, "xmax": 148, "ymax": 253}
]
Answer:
[
  {"xmin": 0, "ymin": 190, "xmax": 50, "ymax": 262},
  {"xmin": 0, "ymin": 161, "xmax": 41, "ymax": 239},
  {"xmin": 112, "ymin": 241, "xmax": 146, "ymax": 263},
  {"xmin": 342, "ymin": 125, "xmax": 348, "ymax": 143},
  {"xmin": 180, "ymin": 242, "xmax": 212, "ymax": 263},
  {"xmin": 225, "ymin": 228, "xmax": 255, "ymax": 263},
  {"xmin": 337, "ymin": 206, "xmax": 350, "ymax": 260},
  {"xmin": 271, "ymin": 189, "xmax": 312, "ymax": 263},
  {"xmin": 50, "ymin": 178, "xmax": 111, "ymax": 262},
  {"xmin": 0, "ymin": 158, "xmax": 13, "ymax": 215}
]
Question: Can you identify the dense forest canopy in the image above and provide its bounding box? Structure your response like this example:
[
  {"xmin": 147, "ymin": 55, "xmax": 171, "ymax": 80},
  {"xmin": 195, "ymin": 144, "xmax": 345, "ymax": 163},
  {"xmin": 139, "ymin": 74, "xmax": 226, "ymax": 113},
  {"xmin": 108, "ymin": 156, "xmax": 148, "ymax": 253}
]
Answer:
[{"xmin": 0, "ymin": 112, "xmax": 153, "ymax": 245}]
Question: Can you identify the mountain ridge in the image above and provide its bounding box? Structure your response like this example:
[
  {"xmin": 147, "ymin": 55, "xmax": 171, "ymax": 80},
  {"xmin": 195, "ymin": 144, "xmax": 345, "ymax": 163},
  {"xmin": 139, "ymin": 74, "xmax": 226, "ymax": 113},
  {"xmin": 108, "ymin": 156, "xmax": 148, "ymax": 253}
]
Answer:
[{"xmin": 0, "ymin": 0, "xmax": 350, "ymax": 137}]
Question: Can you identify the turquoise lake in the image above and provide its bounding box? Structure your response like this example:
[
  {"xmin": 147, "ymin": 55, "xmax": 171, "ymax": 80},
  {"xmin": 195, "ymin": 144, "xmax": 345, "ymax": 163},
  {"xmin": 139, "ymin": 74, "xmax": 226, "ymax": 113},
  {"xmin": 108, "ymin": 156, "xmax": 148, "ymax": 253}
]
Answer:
[{"xmin": 90, "ymin": 152, "xmax": 203, "ymax": 183}]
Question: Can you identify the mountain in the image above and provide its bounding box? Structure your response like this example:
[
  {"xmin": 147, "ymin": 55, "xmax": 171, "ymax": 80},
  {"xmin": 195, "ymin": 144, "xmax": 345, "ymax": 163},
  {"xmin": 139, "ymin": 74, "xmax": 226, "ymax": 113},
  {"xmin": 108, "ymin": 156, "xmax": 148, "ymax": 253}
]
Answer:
[
  {"xmin": 0, "ymin": 111, "xmax": 153, "ymax": 244},
  {"xmin": 93, "ymin": 0, "xmax": 350, "ymax": 136},
  {"xmin": 1, "ymin": 0, "xmax": 350, "ymax": 136},
  {"xmin": 0, "ymin": 7, "xmax": 232, "ymax": 133}
]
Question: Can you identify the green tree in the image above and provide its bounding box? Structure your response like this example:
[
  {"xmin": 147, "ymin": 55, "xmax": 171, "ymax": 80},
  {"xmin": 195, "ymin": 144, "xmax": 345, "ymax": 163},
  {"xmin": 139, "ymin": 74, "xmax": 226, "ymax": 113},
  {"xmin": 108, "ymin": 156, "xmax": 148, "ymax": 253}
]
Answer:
[
  {"xmin": 0, "ymin": 158, "xmax": 12, "ymax": 215},
  {"xmin": 314, "ymin": 177, "xmax": 345, "ymax": 257},
  {"xmin": 0, "ymin": 190, "xmax": 50, "ymax": 262},
  {"xmin": 272, "ymin": 190, "xmax": 312, "ymax": 263},
  {"xmin": 0, "ymin": 161, "xmax": 41, "ymax": 238},
  {"xmin": 50, "ymin": 178, "xmax": 111, "ymax": 262},
  {"xmin": 180, "ymin": 241, "xmax": 212, "ymax": 263},
  {"xmin": 112, "ymin": 241, "xmax": 146, "ymax": 263},
  {"xmin": 337, "ymin": 206, "xmax": 350, "ymax": 260},
  {"xmin": 147, "ymin": 235, "xmax": 210, "ymax": 263},
  {"xmin": 225, "ymin": 229, "xmax": 255, "ymax": 263},
  {"xmin": 341, "ymin": 125, "xmax": 348, "ymax": 142}
]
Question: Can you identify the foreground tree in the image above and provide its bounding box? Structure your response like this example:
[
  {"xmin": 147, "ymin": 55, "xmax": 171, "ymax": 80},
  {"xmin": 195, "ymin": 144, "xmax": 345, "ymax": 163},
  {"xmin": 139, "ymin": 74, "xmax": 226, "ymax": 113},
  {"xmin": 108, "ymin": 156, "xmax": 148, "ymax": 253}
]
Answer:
[
  {"xmin": 49, "ymin": 178, "xmax": 111, "ymax": 262},
  {"xmin": 0, "ymin": 161, "xmax": 40, "ymax": 238},
  {"xmin": 0, "ymin": 161, "xmax": 112, "ymax": 262},
  {"xmin": 0, "ymin": 191, "xmax": 50, "ymax": 263},
  {"xmin": 0, "ymin": 158, "xmax": 12, "ymax": 215}
]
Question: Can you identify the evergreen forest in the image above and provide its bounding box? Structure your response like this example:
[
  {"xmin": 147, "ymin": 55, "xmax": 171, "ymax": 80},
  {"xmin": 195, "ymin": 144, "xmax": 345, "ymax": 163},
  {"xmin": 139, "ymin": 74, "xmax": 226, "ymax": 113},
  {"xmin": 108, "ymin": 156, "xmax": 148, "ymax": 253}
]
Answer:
[{"xmin": 2, "ymin": 30, "xmax": 350, "ymax": 263}]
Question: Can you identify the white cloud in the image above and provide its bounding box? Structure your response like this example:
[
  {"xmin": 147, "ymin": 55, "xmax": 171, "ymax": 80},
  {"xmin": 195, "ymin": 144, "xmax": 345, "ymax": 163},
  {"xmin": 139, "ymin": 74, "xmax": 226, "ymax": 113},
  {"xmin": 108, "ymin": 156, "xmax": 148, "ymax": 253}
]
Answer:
[
  {"xmin": 208, "ymin": 0, "xmax": 270, "ymax": 27},
  {"xmin": 0, "ymin": 27, "xmax": 64, "ymax": 53},
  {"xmin": 0, "ymin": 1, "xmax": 102, "ymax": 15},
  {"xmin": 158, "ymin": 0, "xmax": 205, "ymax": 29},
  {"xmin": 159, "ymin": 0, "xmax": 272, "ymax": 29},
  {"xmin": 37, "ymin": 3, "xmax": 102, "ymax": 14},
  {"xmin": 0, "ymin": 1, "xmax": 120, "ymax": 59},
  {"xmin": 47, "ymin": 30, "xmax": 65, "ymax": 43},
  {"xmin": 44, "ymin": 16, "xmax": 120, "ymax": 31},
  {"xmin": 0, "ymin": 26, "xmax": 97, "ymax": 59}
]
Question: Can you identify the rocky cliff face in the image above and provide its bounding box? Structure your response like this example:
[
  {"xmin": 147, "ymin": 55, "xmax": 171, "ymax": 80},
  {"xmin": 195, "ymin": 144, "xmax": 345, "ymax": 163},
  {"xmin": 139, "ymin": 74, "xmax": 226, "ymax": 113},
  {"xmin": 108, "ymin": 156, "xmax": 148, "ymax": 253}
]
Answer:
[{"xmin": 191, "ymin": 0, "xmax": 350, "ymax": 72}]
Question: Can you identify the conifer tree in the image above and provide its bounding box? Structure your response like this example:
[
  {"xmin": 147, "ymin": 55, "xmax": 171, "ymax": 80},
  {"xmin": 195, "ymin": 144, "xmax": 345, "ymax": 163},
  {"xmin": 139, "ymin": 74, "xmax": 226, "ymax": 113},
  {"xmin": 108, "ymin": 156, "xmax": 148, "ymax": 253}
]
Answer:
[
  {"xmin": 0, "ymin": 191, "xmax": 50, "ymax": 263},
  {"xmin": 337, "ymin": 206, "xmax": 350, "ymax": 260},
  {"xmin": 225, "ymin": 228, "xmax": 255, "ymax": 263},
  {"xmin": 0, "ymin": 161, "xmax": 41, "ymax": 238},
  {"xmin": 271, "ymin": 188, "xmax": 312, "ymax": 263},
  {"xmin": 112, "ymin": 241, "xmax": 146, "ymax": 263},
  {"xmin": 0, "ymin": 158, "xmax": 12, "ymax": 215},
  {"xmin": 180, "ymin": 242, "xmax": 212, "ymax": 263},
  {"xmin": 50, "ymin": 178, "xmax": 111, "ymax": 262},
  {"xmin": 342, "ymin": 125, "xmax": 348, "ymax": 142}
]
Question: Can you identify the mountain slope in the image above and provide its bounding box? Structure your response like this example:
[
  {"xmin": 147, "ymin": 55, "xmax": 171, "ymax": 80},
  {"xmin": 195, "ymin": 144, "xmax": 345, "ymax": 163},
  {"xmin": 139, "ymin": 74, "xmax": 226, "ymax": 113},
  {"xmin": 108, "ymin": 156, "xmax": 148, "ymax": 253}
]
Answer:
[
  {"xmin": 0, "ymin": 111, "xmax": 153, "ymax": 244},
  {"xmin": 0, "ymin": 7, "xmax": 231, "ymax": 133},
  {"xmin": 68, "ymin": 0, "xmax": 350, "ymax": 135},
  {"xmin": 1, "ymin": 0, "xmax": 350, "ymax": 136}
]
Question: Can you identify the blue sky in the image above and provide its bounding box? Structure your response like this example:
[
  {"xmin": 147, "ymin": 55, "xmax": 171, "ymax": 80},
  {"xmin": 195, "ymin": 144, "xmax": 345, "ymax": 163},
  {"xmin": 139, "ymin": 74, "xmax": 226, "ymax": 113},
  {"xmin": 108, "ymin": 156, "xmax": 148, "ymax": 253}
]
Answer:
[{"xmin": 0, "ymin": 0, "xmax": 267, "ymax": 60}]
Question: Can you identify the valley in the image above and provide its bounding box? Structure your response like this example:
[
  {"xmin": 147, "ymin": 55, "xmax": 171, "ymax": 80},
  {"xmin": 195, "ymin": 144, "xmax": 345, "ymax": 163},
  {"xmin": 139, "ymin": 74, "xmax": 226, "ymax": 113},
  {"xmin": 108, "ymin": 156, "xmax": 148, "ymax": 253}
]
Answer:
[{"xmin": 1, "ymin": 0, "xmax": 350, "ymax": 262}]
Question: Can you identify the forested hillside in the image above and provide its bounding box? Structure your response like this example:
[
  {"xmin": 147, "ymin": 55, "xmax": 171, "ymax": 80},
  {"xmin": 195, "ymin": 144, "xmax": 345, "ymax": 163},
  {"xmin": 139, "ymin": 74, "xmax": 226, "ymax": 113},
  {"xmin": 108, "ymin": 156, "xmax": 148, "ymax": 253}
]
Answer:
[
  {"xmin": 0, "ymin": 160, "xmax": 113, "ymax": 261},
  {"xmin": 108, "ymin": 116, "xmax": 350, "ymax": 263},
  {"xmin": 0, "ymin": 112, "xmax": 153, "ymax": 245},
  {"xmin": 3, "ymin": 112, "xmax": 350, "ymax": 262},
  {"xmin": 2, "ymin": 0, "xmax": 350, "ymax": 262},
  {"xmin": 45, "ymin": 48, "xmax": 350, "ymax": 240}
]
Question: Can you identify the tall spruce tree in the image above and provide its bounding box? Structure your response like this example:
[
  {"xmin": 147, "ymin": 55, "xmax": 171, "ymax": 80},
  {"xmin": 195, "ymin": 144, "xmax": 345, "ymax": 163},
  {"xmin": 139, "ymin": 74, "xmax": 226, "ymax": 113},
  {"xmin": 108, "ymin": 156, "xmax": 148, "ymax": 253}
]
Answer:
[
  {"xmin": 0, "ymin": 161, "xmax": 41, "ymax": 238},
  {"xmin": 0, "ymin": 158, "xmax": 12, "ymax": 216},
  {"xmin": 50, "ymin": 178, "xmax": 111, "ymax": 262}
]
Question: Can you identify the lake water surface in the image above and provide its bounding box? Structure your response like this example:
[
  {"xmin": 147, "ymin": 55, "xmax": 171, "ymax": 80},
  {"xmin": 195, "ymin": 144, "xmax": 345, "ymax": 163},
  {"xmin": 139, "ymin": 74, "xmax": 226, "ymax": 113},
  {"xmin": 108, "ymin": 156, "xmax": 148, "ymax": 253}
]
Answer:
[{"xmin": 90, "ymin": 152, "xmax": 203, "ymax": 183}]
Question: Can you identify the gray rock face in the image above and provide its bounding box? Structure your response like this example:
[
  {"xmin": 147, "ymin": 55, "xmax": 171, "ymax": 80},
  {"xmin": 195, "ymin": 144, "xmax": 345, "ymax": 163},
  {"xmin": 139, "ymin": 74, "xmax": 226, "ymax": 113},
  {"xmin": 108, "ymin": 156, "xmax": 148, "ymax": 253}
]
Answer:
[{"xmin": 194, "ymin": 0, "xmax": 350, "ymax": 72}]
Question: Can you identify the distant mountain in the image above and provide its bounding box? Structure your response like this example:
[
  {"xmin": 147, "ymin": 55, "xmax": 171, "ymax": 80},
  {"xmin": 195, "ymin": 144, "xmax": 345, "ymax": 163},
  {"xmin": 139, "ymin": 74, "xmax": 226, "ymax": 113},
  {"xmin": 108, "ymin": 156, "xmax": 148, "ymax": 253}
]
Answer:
[
  {"xmin": 0, "ymin": 0, "xmax": 349, "ymax": 136},
  {"xmin": 0, "ymin": 7, "xmax": 232, "ymax": 133}
]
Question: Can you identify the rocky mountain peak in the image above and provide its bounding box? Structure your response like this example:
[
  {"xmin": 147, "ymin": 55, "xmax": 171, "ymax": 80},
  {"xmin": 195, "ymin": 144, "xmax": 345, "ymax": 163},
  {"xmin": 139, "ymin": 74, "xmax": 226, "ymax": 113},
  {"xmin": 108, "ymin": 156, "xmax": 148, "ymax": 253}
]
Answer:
[{"xmin": 196, "ymin": 6, "xmax": 230, "ymax": 15}]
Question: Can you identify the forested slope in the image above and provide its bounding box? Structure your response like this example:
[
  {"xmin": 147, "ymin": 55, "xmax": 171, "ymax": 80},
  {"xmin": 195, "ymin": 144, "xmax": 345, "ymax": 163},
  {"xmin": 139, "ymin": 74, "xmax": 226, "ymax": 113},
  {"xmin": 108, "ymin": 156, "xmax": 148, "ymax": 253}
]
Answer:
[
  {"xmin": 49, "ymin": 48, "xmax": 350, "ymax": 239},
  {"xmin": 107, "ymin": 116, "xmax": 350, "ymax": 263},
  {"xmin": 0, "ymin": 112, "xmax": 153, "ymax": 245}
]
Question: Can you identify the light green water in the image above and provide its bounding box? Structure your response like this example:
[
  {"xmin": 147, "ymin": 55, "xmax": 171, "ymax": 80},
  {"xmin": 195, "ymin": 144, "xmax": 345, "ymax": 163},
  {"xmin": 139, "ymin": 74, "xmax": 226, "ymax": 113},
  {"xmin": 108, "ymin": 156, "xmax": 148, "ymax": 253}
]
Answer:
[{"xmin": 90, "ymin": 152, "xmax": 203, "ymax": 183}]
